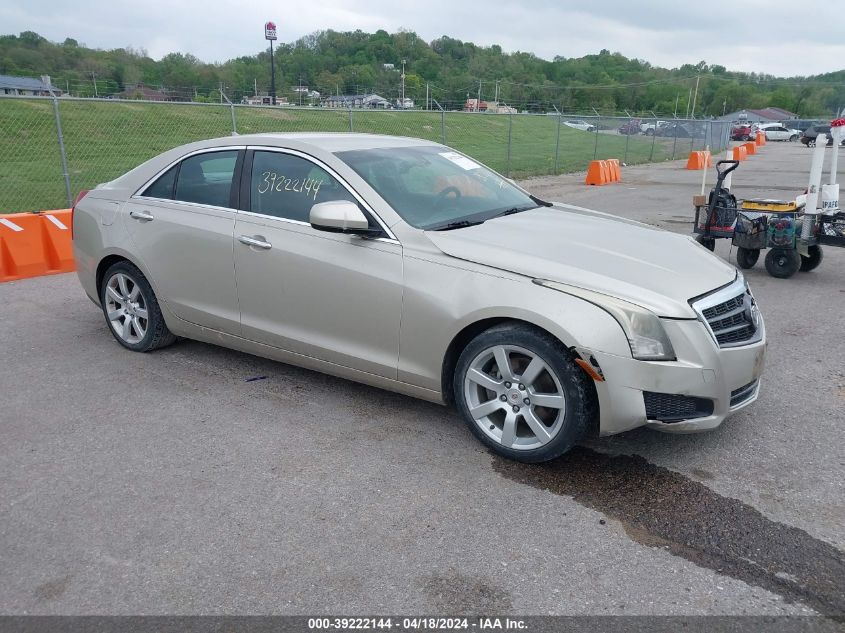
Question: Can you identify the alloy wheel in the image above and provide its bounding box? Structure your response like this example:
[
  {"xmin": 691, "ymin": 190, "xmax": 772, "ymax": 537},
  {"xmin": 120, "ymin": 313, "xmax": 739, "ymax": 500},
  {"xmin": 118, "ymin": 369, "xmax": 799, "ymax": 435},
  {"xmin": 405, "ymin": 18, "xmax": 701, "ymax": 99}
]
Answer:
[
  {"xmin": 463, "ymin": 345, "xmax": 566, "ymax": 451},
  {"xmin": 104, "ymin": 272, "xmax": 148, "ymax": 344}
]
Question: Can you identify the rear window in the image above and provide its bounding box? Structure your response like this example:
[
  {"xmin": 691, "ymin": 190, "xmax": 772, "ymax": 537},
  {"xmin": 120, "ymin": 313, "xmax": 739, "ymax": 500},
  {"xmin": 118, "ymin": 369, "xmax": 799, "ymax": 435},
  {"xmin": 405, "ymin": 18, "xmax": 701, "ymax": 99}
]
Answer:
[{"xmin": 173, "ymin": 151, "xmax": 238, "ymax": 208}]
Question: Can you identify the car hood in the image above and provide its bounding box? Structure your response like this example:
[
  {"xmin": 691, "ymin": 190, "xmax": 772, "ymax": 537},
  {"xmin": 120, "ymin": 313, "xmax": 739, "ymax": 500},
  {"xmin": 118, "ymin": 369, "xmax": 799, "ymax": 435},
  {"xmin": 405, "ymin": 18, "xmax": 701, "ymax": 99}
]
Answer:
[{"xmin": 424, "ymin": 203, "xmax": 737, "ymax": 318}]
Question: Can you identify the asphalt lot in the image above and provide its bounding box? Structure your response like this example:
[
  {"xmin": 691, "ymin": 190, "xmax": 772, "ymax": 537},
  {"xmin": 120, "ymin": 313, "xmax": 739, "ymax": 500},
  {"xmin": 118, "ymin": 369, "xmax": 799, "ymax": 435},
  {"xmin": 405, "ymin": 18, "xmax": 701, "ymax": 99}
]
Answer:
[{"xmin": 1, "ymin": 141, "xmax": 843, "ymax": 616}]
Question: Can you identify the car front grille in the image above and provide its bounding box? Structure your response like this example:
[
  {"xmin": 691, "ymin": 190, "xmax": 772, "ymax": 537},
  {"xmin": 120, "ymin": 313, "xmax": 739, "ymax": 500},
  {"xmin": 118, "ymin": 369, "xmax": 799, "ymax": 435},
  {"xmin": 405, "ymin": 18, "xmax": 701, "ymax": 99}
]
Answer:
[
  {"xmin": 643, "ymin": 392, "xmax": 714, "ymax": 422},
  {"xmin": 730, "ymin": 380, "xmax": 759, "ymax": 407},
  {"xmin": 692, "ymin": 279, "xmax": 762, "ymax": 348}
]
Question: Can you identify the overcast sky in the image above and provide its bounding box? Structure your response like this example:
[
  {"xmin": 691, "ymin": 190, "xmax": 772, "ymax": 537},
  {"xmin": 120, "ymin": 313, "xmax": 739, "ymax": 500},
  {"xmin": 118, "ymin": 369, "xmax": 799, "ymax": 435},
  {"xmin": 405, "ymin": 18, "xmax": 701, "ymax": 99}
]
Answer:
[{"xmin": 2, "ymin": 0, "xmax": 843, "ymax": 77}]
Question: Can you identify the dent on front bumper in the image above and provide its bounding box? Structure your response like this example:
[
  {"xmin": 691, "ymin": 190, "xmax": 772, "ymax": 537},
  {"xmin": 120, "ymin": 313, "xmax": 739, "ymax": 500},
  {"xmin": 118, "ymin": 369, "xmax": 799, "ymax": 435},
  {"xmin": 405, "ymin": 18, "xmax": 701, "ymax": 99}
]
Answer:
[{"xmin": 581, "ymin": 317, "xmax": 766, "ymax": 436}]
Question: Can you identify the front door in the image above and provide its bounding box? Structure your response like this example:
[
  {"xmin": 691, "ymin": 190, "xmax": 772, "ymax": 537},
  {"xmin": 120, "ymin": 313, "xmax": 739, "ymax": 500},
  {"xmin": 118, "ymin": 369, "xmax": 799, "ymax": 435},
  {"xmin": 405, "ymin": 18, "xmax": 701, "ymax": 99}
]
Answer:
[{"xmin": 233, "ymin": 149, "xmax": 403, "ymax": 379}]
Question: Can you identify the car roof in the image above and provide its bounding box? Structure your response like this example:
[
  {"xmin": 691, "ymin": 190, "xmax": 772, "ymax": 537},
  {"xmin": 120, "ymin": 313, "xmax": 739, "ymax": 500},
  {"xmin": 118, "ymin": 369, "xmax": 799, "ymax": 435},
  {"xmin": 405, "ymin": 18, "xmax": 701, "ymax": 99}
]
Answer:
[{"xmin": 211, "ymin": 132, "xmax": 440, "ymax": 153}]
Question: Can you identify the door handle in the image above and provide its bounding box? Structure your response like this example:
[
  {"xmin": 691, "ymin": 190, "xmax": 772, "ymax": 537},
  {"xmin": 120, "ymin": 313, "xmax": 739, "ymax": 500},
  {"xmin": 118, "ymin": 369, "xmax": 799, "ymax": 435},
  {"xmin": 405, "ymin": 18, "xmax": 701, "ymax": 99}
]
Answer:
[
  {"xmin": 238, "ymin": 235, "xmax": 272, "ymax": 250},
  {"xmin": 129, "ymin": 210, "xmax": 154, "ymax": 221}
]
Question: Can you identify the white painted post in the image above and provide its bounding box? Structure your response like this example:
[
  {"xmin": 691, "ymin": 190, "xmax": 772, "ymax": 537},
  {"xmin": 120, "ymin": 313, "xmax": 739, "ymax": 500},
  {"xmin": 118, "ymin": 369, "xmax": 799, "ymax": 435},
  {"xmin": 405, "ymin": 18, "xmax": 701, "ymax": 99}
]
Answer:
[
  {"xmin": 802, "ymin": 134, "xmax": 827, "ymax": 240},
  {"xmin": 723, "ymin": 149, "xmax": 733, "ymax": 191}
]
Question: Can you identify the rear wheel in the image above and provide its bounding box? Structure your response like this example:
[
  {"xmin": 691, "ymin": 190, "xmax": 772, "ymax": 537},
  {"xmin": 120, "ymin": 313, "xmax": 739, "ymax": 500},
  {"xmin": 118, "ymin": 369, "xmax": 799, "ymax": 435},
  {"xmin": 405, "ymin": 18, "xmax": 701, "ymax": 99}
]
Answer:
[
  {"xmin": 764, "ymin": 248, "xmax": 801, "ymax": 279},
  {"xmin": 454, "ymin": 323, "xmax": 596, "ymax": 463},
  {"xmin": 799, "ymin": 245, "xmax": 823, "ymax": 272},
  {"xmin": 789, "ymin": 134, "xmax": 798, "ymax": 142},
  {"xmin": 100, "ymin": 261, "xmax": 176, "ymax": 352},
  {"xmin": 736, "ymin": 247, "xmax": 760, "ymax": 269}
]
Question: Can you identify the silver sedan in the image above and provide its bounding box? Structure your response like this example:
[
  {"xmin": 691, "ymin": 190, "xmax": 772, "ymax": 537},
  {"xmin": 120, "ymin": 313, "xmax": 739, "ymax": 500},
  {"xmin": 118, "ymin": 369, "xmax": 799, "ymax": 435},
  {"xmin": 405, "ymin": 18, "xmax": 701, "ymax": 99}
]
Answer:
[{"xmin": 72, "ymin": 133, "xmax": 766, "ymax": 462}]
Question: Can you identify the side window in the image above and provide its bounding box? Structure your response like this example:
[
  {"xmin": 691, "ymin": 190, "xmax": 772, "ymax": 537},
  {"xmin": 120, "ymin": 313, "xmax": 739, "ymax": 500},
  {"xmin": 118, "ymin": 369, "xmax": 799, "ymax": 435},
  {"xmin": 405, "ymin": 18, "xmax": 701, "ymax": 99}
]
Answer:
[
  {"xmin": 173, "ymin": 151, "xmax": 238, "ymax": 208},
  {"xmin": 250, "ymin": 151, "xmax": 358, "ymax": 223},
  {"xmin": 141, "ymin": 165, "xmax": 177, "ymax": 199}
]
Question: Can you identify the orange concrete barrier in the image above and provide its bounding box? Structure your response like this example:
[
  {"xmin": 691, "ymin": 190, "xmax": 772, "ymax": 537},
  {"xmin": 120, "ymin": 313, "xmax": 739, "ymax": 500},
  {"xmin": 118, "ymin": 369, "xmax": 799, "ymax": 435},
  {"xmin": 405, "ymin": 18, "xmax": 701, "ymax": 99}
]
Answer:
[
  {"xmin": 686, "ymin": 150, "xmax": 712, "ymax": 170},
  {"xmin": 755, "ymin": 131, "xmax": 766, "ymax": 146},
  {"xmin": 732, "ymin": 145, "xmax": 747, "ymax": 161},
  {"xmin": 0, "ymin": 210, "xmax": 74, "ymax": 283},
  {"xmin": 744, "ymin": 142, "xmax": 756, "ymax": 155},
  {"xmin": 585, "ymin": 160, "xmax": 608, "ymax": 185},
  {"xmin": 586, "ymin": 159, "xmax": 623, "ymax": 185}
]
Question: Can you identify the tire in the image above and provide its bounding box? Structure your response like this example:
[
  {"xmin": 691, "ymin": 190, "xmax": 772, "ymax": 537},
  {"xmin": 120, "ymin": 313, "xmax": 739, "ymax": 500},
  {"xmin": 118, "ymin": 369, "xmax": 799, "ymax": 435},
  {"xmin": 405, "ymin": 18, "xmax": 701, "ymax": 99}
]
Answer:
[
  {"xmin": 100, "ymin": 261, "xmax": 176, "ymax": 352},
  {"xmin": 764, "ymin": 248, "xmax": 801, "ymax": 279},
  {"xmin": 644, "ymin": 129, "xmax": 654, "ymax": 136},
  {"xmin": 808, "ymin": 139, "xmax": 816, "ymax": 148},
  {"xmin": 736, "ymin": 247, "xmax": 760, "ymax": 270},
  {"xmin": 696, "ymin": 234, "xmax": 716, "ymax": 251},
  {"xmin": 453, "ymin": 323, "xmax": 596, "ymax": 463},
  {"xmin": 789, "ymin": 135, "xmax": 798, "ymax": 142},
  {"xmin": 741, "ymin": 135, "xmax": 750, "ymax": 141},
  {"xmin": 799, "ymin": 245, "xmax": 823, "ymax": 272}
]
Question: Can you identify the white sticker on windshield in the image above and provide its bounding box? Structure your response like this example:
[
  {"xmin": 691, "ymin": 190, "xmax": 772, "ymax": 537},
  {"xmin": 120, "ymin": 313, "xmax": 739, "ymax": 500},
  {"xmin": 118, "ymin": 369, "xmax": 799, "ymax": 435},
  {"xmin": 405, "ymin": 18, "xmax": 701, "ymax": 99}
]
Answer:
[{"xmin": 439, "ymin": 151, "xmax": 481, "ymax": 171}]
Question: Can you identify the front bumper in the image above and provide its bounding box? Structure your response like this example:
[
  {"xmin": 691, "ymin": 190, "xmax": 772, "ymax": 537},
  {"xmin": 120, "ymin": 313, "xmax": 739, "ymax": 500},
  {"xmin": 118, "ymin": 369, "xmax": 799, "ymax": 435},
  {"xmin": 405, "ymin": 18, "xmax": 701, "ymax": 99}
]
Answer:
[{"xmin": 582, "ymin": 317, "xmax": 767, "ymax": 436}]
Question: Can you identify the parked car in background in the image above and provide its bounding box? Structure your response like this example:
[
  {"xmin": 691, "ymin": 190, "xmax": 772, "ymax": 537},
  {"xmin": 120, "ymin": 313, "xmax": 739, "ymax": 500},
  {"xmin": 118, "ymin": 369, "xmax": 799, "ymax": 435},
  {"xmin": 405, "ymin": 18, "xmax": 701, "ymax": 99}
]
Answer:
[
  {"xmin": 757, "ymin": 123, "xmax": 799, "ymax": 142},
  {"xmin": 780, "ymin": 119, "xmax": 824, "ymax": 134},
  {"xmin": 640, "ymin": 120, "xmax": 669, "ymax": 135},
  {"xmin": 731, "ymin": 124, "xmax": 756, "ymax": 141},
  {"xmin": 563, "ymin": 119, "xmax": 597, "ymax": 132},
  {"xmin": 72, "ymin": 133, "xmax": 766, "ymax": 463},
  {"xmin": 618, "ymin": 119, "xmax": 641, "ymax": 135},
  {"xmin": 655, "ymin": 122, "xmax": 706, "ymax": 139},
  {"xmin": 800, "ymin": 125, "xmax": 844, "ymax": 147}
]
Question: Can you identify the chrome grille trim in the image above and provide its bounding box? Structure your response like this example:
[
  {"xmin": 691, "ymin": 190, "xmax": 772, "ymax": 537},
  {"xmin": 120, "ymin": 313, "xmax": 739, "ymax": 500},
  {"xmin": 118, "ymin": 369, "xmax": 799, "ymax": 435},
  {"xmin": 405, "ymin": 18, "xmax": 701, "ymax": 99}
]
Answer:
[{"xmin": 690, "ymin": 277, "xmax": 764, "ymax": 349}]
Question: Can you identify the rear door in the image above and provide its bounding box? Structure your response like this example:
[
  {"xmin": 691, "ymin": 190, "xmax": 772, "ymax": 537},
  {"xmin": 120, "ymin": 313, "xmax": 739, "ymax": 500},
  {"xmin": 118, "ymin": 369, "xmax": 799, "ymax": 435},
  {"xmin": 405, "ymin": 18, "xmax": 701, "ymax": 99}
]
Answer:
[
  {"xmin": 232, "ymin": 148, "xmax": 403, "ymax": 379},
  {"xmin": 124, "ymin": 148, "xmax": 243, "ymax": 334}
]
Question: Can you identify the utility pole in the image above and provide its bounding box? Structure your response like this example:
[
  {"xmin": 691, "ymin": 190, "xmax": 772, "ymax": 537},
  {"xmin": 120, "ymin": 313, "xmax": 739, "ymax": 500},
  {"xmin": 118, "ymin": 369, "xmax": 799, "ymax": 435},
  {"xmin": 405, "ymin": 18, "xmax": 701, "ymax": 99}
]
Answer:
[
  {"xmin": 254, "ymin": 78, "xmax": 258, "ymax": 98},
  {"xmin": 219, "ymin": 82, "xmax": 223, "ymax": 104},
  {"xmin": 674, "ymin": 94, "xmax": 679, "ymax": 118},
  {"xmin": 91, "ymin": 72, "xmax": 98, "ymax": 98},
  {"xmin": 494, "ymin": 80, "xmax": 499, "ymax": 106},
  {"xmin": 425, "ymin": 83, "xmax": 429, "ymax": 110},
  {"xmin": 686, "ymin": 88, "xmax": 692, "ymax": 119},
  {"xmin": 401, "ymin": 59, "xmax": 406, "ymax": 108},
  {"xmin": 690, "ymin": 75, "xmax": 700, "ymax": 119},
  {"xmin": 477, "ymin": 79, "xmax": 482, "ymax": 112}
]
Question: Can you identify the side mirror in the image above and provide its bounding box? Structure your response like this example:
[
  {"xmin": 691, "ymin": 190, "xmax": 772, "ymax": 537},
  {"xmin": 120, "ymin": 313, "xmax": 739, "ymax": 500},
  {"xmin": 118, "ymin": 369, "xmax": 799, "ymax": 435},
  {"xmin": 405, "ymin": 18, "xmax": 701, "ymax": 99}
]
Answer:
[{"xmin": 309, "ymin": 201, "xmax": 380, "ymax": 236}]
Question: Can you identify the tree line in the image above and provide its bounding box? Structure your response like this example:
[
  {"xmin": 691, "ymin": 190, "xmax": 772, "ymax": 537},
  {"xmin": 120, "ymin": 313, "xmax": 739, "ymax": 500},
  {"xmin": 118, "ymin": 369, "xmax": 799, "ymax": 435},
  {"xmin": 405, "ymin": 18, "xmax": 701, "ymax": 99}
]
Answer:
[{"xmin": 2, "ymin": 29, "xmax": 843, "ymax": 117}]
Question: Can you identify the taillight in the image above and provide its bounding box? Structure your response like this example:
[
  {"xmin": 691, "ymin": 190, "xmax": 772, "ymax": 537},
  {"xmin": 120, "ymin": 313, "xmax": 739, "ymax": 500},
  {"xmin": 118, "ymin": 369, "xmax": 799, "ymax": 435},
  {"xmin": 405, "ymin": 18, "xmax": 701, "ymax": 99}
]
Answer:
[{"xmin": 71, "ymin": 190, "xmax": 89, "ymax": 239}]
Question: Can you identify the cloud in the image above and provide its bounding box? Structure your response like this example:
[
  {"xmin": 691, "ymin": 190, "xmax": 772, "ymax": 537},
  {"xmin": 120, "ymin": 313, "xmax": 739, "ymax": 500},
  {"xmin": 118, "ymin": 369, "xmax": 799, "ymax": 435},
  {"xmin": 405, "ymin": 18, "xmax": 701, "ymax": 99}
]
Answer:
[{"xmin": 1, "ymin": 0, "xmax": 842, "ymax": 76}]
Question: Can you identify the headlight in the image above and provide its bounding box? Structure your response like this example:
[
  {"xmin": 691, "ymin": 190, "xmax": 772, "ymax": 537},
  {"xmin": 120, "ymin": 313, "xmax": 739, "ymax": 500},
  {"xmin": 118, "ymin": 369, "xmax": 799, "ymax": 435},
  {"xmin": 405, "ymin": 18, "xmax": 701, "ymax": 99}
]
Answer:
[{"xmin": 533, "ymin": 279, "xmax": 676, "ymax": 361}]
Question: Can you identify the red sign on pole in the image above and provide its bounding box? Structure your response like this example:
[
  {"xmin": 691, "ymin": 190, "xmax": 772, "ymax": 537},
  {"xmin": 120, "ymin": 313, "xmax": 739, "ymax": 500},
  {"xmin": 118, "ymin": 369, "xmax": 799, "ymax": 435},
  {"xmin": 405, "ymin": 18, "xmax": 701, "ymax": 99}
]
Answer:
[{"xmin": 264, "ymin": 21, "xmax": 277, "ymax": 41}]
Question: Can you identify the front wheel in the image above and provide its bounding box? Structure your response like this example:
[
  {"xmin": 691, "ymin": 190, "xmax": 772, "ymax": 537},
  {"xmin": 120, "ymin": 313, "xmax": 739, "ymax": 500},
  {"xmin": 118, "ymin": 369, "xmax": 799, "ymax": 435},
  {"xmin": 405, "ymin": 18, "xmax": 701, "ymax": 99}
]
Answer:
[
  {"xmin": 799, "ymin": 245, "xmax": 823, "ymax": 272},
  {"xmin": 454, "ymin": 323, "xmax": 596, "ymax": 463},
  {"xmin": 764, "ymin": 248, "xmax": 801, "ymax": 279},
  {"xmin": 736, "ymin": 247, "xmax": 760, "ymax": 269},
  {"xmin": 789, "ymin": 135, "xmax": 798, "ymax": 142},
  {"xmin": 100, "ymin": 261, "xmax": 176, "ymax": 352}
]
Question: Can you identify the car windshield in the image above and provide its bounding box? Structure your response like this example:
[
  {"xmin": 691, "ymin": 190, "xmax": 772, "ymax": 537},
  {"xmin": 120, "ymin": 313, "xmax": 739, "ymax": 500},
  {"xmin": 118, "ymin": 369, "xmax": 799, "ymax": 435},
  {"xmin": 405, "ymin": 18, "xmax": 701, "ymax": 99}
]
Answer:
[{"xmin": 335, "ymin": 145, "xmax": 539, "ymax": 230}]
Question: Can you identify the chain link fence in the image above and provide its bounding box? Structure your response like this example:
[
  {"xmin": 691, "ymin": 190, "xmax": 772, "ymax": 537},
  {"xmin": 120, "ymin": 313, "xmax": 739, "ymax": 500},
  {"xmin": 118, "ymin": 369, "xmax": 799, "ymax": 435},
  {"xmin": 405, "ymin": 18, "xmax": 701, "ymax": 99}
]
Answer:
[{"xmin": 0, "ymin": 95, "xmax": 732, "ymax": 213}]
